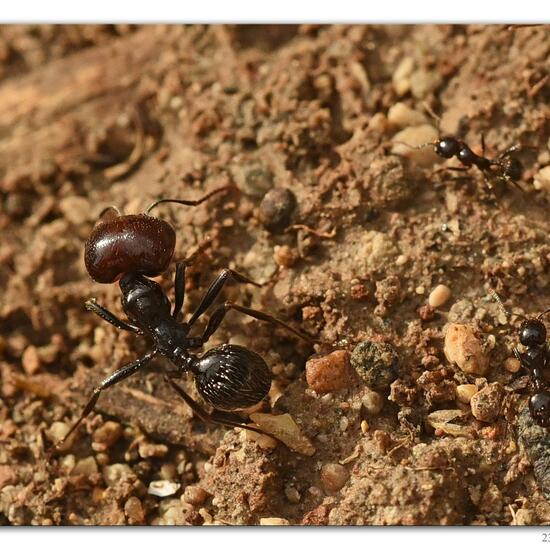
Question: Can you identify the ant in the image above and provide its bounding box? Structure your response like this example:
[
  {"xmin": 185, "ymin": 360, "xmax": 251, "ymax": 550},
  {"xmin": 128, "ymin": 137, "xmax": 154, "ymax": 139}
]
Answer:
[
  {"xmin": 397, "ymin": 104, "xmax": 527, "ymax": 194},
  {"xmin": 491, "ymin": 290, "xmax": 550, "ymax": 427},
  {"xmin": 52, "ymin": 186, "xmax": 314, "ymax": 452}
]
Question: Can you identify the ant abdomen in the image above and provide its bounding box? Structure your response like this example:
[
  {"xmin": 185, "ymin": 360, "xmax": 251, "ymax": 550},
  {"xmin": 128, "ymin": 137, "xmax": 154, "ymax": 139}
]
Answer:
[
  {"xmin": 195, "ymin": 344, "xmax": 272, "ymax": 411},
  {"xmin": 85, "ymin": 214, "xmax": 176, "ymax": 283}
]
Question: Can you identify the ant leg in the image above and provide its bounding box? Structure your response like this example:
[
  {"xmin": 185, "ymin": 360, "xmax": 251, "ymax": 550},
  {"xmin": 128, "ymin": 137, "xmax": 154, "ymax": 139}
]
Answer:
[
  {"xmin": 198, "ymin": 301, "xmax": 315, "ymax": 345},
  {"xmin": 186, "ymin": 269, "xmax": 261, "ymax": 327},
  {"xmin": 85, "ymin": 299, "xmax": 142, "ymax": 334},
  {"xmin": 145, "ymin": 186, "xmax": 231, "ymax": 215},
  {"xmin": 173, "ymin": 239, "xmax": 213, "ymax": 319},
  {"xmin": 52, "ymin": 351, "xmax": 157, "ymax": 452},
  {"xmin": 163, "ymin": 376, "xmax": 267, "ymax": 436},
  {"xmin": 481, "ymin": 133, "xmax": 486, "ymax": 157}
]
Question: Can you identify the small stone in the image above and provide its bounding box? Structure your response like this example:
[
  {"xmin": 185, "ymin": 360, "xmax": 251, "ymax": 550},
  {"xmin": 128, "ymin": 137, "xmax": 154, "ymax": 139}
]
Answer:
[
  {"xmin": 444, "ymin": 324, "xmax": 489, "ymax": 375},
  {"xmin": 273, "ymin": 245, "xmax": 298, "ymax": 268},
  {"xmin": 92, "ymin": 421, "xmax": 122, "ymax": 450},
  {"xmin": 233, "ymin": 164, "xmax": 274, "ymax": 197},
  {"xmin": 428, "ymin": 284, "xmax": 452, "ymax": 308},
  {"xmin": 361, "ymin": 387, "xmax": 384, "ymax": 415},
  {"xmin": 470, "ymin": 383, "xmax": 505, "ymax": 423},
  {"xmin": 392, "ymin": 57, "xmax": 414, "ymax": 96},
  {"xmin": 360, "ymin": 420, "xmax": 369, "ymax": 434},
  {"xmin": 22, "ymin": 345, "xmax": 41, "ymax": 375},
  {"xmin": 391, "ymin": 124, "xmax": 440, "ymax": 167},
  {"xmin": 148, "ymin": 480, "xmax": 181, "ymax": 498},
  {"xmin": 73, "ymin": 456, "xmax": 98, "ymax": 476},
  {"xmin": 320, "ymin": 463, "xmax": 349, "ymax": 492},
  {"xmin": 305, "ymin": 350, "xmax": 353, "ymax": 394},
  {"xmin": 260, "ymin": 517, "xmax": 290, "ymax": 525},
  {"xmin": 124, "ymin": 496, "xmax": 145, "ymax": 524},
  {"xmin": 243, "ymin": 429, "xmax": 278, "ymax": 450},
  {"xmin": 102, "ymin": 463, "xmax": 134, "ymax": 486},
  {"xmin": 138, "ymin": 440, "xmax": 169, "ymax": 458},
  {"xmin": 456, "ymin": 384, "xmax": 478, "ymax": 404},
  {"xmin": 284, "ymin": 486, "xmax": 301, "ymax": 504},
  {"xmin": 504, "ymin": 357, "xmax": 521, "ymax": 373},
  {"xmin": 387, "ymin": 102, "xmax": 427, "ymax": 128},
  {"xmin": 182, "ymin": 485, "xmax": 209, "ymax": 506},
  {"xmin": 258, "ymin": 188, "xmax": 296, "ymax": 233},
  {"xmin": 533, "ymin": 166, "xmax": 550, "ymax": 192},
  {"xmin": 47, "ymin": 421, "xmax": 70, "ymax": 443},
  {"xmin": 410, "ymin": 69, "xmax": 442, "ymax": 99},
  {"xmin": 350, "ymin": 340, "xmax": 398, "ymax": 390}
]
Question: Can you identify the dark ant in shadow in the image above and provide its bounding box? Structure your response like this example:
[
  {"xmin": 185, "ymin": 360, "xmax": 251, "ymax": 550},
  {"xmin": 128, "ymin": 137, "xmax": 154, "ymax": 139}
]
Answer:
[
  {"xmin": 491, "ymin": 289, "xmax": 550, "ymax": 427},
  {"xmin": 396, "ymin": 104, "xmax": 529, "ymax": 194},
  {"xmin": 52, "ymin": 186, "xmax": 314, "ymax": 453}
]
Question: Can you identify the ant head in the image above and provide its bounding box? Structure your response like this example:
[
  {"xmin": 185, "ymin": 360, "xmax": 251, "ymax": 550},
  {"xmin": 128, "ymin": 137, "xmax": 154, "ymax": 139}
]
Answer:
[
  {"xmin": 435, "ymin": 137, "xmax": 460, "ymax": 159},
  {"xmin": 519, "ymin": 318, "xmax": 547, "ymax": 347}
]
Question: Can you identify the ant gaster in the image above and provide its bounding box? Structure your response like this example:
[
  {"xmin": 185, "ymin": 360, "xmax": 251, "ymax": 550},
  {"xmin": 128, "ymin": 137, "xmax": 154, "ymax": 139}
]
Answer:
[
  {"xmin": 53, "ymin": 187, "xmax": 313, "ymax": 451},
  {"xmin": 491, "ymin": 290, "xmax": 550, "ymax": 427},
  {"xmin": 398, "ymin": 104, "xmax": 527, "ymax": 193}
]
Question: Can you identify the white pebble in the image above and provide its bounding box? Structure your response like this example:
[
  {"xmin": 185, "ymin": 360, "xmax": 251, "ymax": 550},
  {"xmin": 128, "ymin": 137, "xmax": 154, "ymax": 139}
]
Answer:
[
  {"xmin": 388, "ymin": 102, "xmax": 427, "ymax": 128},
  {"xmin": 148, "ymin": 480, "xmax": 181, "ymax": 498},
  {"xmin": 391, "ymin": 124, "xmax": 439, "ymax": 167},
  {"xmin": 533, "ymin": 166, "xmax": 550, "ymax": 192},
  {"xmin": 392, "ymin": 57, "xmax": 414, "ymax": 96},
  {"xmin": 428, "ymin": 284, "xmax": 452, "ymax": 308}
]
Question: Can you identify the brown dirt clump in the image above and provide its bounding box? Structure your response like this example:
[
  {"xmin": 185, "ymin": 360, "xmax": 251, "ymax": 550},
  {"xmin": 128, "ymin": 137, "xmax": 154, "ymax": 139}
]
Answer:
[{"xmin": 1, "ymin": 24, "xmax": 549, "ymax": 525}]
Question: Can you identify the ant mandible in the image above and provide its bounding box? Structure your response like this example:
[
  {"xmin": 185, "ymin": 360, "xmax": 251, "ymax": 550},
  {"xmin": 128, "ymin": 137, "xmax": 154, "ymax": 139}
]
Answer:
[
  {"xmin": 53, "ymin": 186, "xmax": 314, "ymax": 452},
  {"xmin": 491, "ymin": 290, "xmax": 550, "ymax": 427},
  {"xmin": 397, "ymin": 104, "xmax": 527, "ymax": 194}
]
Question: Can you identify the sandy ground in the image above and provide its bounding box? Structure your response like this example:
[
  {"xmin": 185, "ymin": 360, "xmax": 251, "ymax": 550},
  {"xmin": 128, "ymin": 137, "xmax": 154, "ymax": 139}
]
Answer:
[{"xmin": 0, "ymin": 24, "xmax": 549, "ymax": 525}]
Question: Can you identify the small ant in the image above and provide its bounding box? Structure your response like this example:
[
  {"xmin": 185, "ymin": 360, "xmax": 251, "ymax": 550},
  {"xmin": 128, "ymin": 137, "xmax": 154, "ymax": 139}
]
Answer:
[
  {"xmin": 491, "ymin": 290, "xmax": 550, "ymax": 427},
  {"xmin": 397, "ymin": 105, "xmax": 527, "ymax": 193},
  {"xmin": 52, "ymin": 186, "xmax": 313, "ymax": 452}
]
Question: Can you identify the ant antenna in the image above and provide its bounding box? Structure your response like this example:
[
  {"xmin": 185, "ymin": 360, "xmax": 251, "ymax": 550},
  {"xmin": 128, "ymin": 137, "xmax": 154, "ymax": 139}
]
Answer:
[
  {"xmin": 537, "ymin": 308, "xmax": 550, "ymax": 321},
  {"xmin": 145, "ymin": 186, "xmax": 231, "ymax": 216},
  {"xmin": 421, "ymin": 101, "xmax": 441, "ymax": 131}
]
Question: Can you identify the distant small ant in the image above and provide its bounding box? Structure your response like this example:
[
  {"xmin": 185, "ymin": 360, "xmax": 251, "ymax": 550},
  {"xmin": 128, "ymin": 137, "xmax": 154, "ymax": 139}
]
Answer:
[
  {"xmin": 491, "ymin": 290, "xmax": 550, "ymax": 427},
  {"xmin": 397, "ymin": 104, "xmax": 528, "ymax": 194},
  {"xmin": 52, "ymin": 186, "xmax": 313, "ymax": 452}
]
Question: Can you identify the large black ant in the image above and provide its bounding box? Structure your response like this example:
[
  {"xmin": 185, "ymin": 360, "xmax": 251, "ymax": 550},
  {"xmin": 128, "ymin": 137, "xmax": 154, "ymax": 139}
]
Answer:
[
  {"xmin": 52, "ymin": 186, "xmax": 313, "ymax": 452},
  {"xmin": 491, "ymin": 290, "xmax": 550, "ymax": 427},
  {"xmin": 397, "ymin": 105, "xmax": 527, "ymax": 194}
]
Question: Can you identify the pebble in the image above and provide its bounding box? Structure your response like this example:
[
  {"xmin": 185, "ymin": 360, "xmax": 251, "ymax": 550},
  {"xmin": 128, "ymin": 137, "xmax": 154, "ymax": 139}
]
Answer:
[
  {"xmin": 233, "ymin": 164, "xmax": 274, "ymax": 197},
  {"xmin": 73, "ymin": 456, "xmax": 98, "ymax": 476},
  {"xmin": 444, "ymin": 323, "xmax": 489, "ymax": 375},
  {"xmin": 320, "ymin": 463, "xmax": 349, "ymax": 492},
  {"xmin": 242, "ymin": 429, "xmax": 278, "ymax": 450},
  {"xmin": 350, "ymin": 340, "xmax": 398, "ymax": 390},
  {"xmin": 258, "ymin": 187, "xmax": 296, "ymax": 233},
  {"xmin": 124, "ymin": 496, "xmax": 145, "ymax": 524},
  {"xmin": 260, "ymin": 517, "xmax": 290, "ymax": 525},
  {"xmin": 392, "ymin": 57, "xmax": 414, "ymax": 96},
  {"xmin": 470, "ymin": 383, "xmax": 505, "ymax": 423},
  {"xmin": 428, "ymin": 284, "xmax": 452, "ymax": 308},
  {"xmin": 148, "ymin": 480, "xmax": 181, "ymax": 498},
  {"xmin": 361, "ymin": 387, "xmax": 384, "ymax": 415},
  {"xmin": 410, "ymin": 69, "xmax": 442, "ymax": 99},
  {"xmin": 21, "ymin": 345, "xmax": 41, "ymax": 375},
  {"xmin": 47, "ymin": 421, "xmax": 70, "ymax": 443},
  {"xmin": 504, "ymin": 357, "xmax": 521, "ymax": 373},
  {"xmin": 92, "ymin": 421, "xmax": 122, "ymax": 450},
  {"xmin": 102, "ymin": 463, "xmax": 134, "ymax": 486},
  {"xmin": 182, "ymin": 485, "xmax": 209, "ymax": 506},
  {"xmin": 456, "ymin": 384, "xmax": 478, "ymax": 404},
  {"xmin": 284, "ymin": 486, "xmax": 301, "ymax": 504},
  {"xmin": 360, "ymin": 420, "xmax": 370, "ymax": 434},
  {"xmin": 387, "ymin": 102, "xmax": 427, "ymax": 128},
  {"xmin": 391, "ymin": 124, "xmax": 440, "ymax": 167},
  {"xmin": 533, "ymin": 165, "xmax": 550, "ymax": 192},
  {"xmin": 305, "ymin": 350, "xmax": 353, "ymax": 394},
  {"xmin": 138, "ymin": 440, "xmax": 169, "ymax": 458}
]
